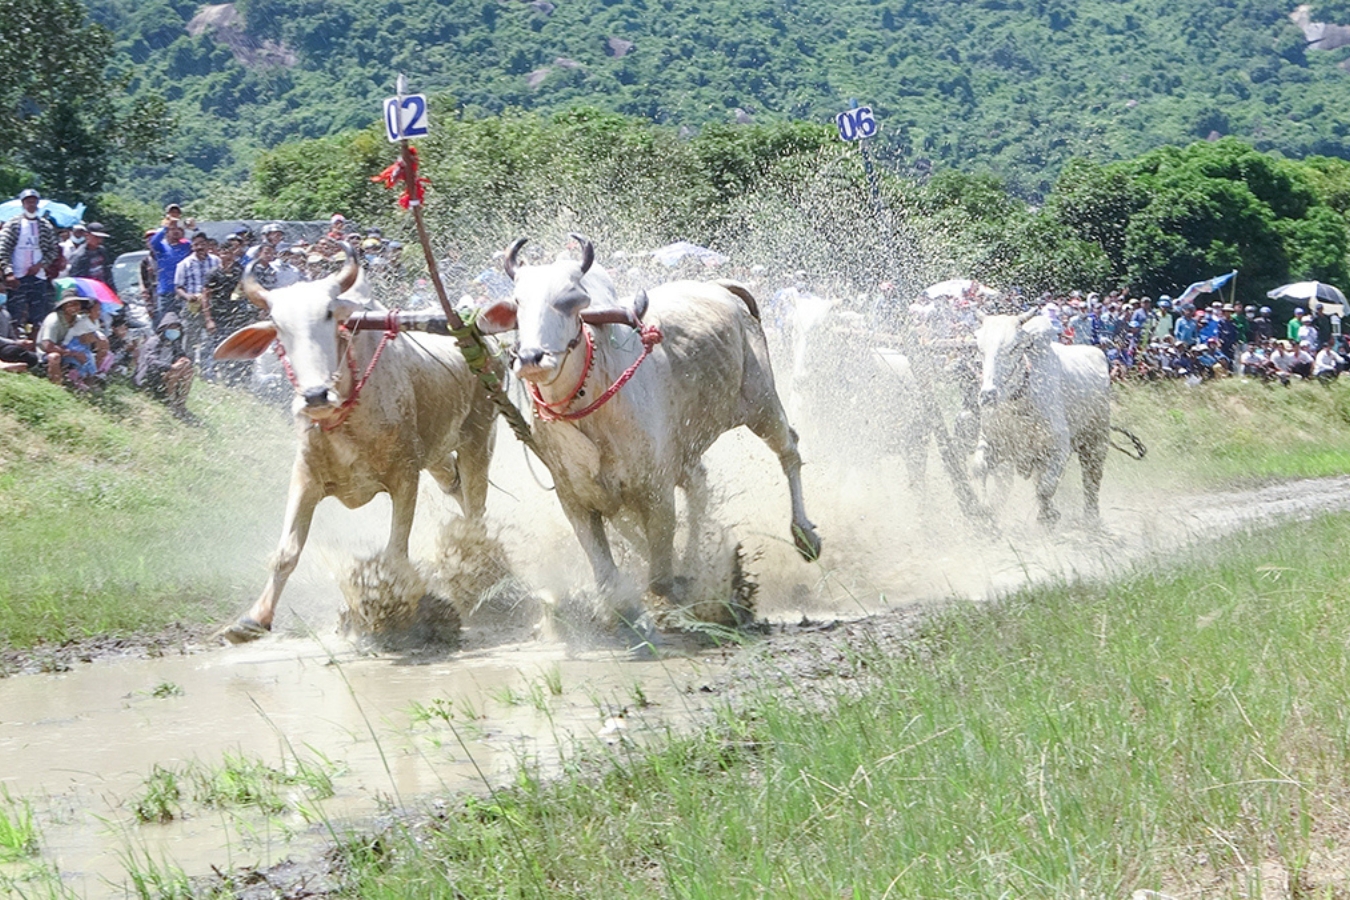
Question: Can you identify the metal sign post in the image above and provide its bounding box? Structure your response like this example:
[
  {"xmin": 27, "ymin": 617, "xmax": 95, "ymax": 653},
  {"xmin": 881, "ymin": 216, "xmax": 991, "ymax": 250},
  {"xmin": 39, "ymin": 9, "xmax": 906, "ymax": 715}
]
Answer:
[{"xmin": 380, "ymin": 74, "xmax": 535, "ymax": 448}]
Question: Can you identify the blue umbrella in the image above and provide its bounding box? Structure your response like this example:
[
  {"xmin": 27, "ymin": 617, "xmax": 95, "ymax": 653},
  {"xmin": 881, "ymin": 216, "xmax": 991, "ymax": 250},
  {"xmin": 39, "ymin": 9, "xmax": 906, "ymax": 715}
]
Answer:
[{"xmin": 0, "ymin": 198, "xmax": 86, "ymax": 227}]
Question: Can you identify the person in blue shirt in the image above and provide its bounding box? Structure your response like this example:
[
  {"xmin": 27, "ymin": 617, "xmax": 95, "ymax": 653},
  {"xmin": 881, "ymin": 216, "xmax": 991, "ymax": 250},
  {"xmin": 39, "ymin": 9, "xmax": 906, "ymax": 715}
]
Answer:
[
  {"xmin": 1174, "ymin": 307, "xmax": 1199, "ymax": 345},
  {"xmin": 149, "ymin": 220, "xmax": 192, "ymax": 327}
]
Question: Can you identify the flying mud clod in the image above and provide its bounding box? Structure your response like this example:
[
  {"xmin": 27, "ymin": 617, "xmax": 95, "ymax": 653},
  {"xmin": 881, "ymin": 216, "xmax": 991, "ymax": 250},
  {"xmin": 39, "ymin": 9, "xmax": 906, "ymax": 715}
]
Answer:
[
  {"xmin": 339, "ymin": 553, "xmax": 461, "ymax": 651},
  {"xmin": 429, "ymin": 518, "xmax": 537, "ymax": 627}
]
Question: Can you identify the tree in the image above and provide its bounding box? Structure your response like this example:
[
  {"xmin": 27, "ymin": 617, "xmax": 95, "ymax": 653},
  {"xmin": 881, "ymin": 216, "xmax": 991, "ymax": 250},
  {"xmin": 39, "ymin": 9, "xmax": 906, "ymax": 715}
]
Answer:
[{"xmin": 0, "ymin": 0, "xmax": 172, "ymax": 199}]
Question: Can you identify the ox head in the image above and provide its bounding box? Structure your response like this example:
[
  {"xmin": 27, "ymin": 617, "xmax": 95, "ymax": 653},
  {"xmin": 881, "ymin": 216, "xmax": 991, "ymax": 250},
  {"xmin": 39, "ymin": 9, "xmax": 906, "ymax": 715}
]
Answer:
[
  {"xmin": 478, "ymin": 233, "xmax": 606, "ymax": 384},
  {"xmin": 974, "ymin": 311, "xmax": 1055, "ymax": 407},
  {"xmin": 214, "ymin": 243, "xmax": 369, "ymax": 421}
]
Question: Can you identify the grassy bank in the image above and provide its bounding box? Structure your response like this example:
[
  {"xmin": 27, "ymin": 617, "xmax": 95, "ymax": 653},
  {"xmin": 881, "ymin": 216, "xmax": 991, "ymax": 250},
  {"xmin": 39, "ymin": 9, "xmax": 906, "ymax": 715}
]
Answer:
[
  {"xmin": 1113, "ymin": 375, "xmax": 1350, "ymax": 482},
  {"xmin": 0, "ymin": 376, "xmax": 290, "ymax": 648},
  {"xmin": 338, "ymin": 510, "xmax": 1350, "ymax": 898}
]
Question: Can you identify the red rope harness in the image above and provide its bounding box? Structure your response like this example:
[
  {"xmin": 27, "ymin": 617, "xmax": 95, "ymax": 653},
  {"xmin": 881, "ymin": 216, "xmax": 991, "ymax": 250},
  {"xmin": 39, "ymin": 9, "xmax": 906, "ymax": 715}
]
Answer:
[
  {"xmin": 528, "ymin": 324, "xmax": 663, "ymax": 422},
  {"xmin": 274, "ymin": 310, "xmax": 401, "ymax": 432}
]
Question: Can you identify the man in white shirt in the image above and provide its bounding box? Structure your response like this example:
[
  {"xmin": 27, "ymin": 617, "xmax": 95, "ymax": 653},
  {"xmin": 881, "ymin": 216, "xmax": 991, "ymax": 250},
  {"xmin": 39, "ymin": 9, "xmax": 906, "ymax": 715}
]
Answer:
[{"xmin": 0, "ymin": 189, "xmax": 60, "ymax": 336}]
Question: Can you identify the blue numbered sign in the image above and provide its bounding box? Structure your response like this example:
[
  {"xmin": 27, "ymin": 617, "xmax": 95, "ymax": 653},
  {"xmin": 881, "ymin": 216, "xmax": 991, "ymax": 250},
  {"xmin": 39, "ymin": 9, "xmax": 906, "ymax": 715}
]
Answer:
[
  {"xmin": 384, "ymin": 94, "xmax": 430, "ymax": 142},
  {"xmin": 835, "ymin": 106, "xmax": 878, "ymax": 142}
]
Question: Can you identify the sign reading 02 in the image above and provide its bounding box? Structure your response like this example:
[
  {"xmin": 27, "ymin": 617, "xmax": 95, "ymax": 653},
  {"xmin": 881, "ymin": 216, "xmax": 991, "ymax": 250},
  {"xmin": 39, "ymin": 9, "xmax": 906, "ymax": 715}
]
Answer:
[{"xmin": 384, "ymin": 94, "xmax": 430, "ymax": 142}]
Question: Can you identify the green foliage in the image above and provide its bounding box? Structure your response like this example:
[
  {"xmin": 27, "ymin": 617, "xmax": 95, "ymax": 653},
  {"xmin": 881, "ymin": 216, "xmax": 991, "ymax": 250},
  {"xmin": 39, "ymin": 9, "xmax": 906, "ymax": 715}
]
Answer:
[
  {"xmin": 84, "ymin": 0, "xmax": 1350, "ymax": 208},
  {"xmin": 0, "ymin": 0, "xmax": 172, "ymax": 200},
  {"xmin": 1043, "ymin": 139, "xmax": 1350, "ymax": 302}
]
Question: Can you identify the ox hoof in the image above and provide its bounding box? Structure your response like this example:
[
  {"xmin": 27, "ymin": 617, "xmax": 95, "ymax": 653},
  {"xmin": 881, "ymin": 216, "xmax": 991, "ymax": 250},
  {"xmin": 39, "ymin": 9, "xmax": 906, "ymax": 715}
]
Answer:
[
  {"xmin": 1036, "ymin": 509, "xmax": 1062, "ymax": 528},
  {"xmin": 792, "ymin": 523, "xmax": 822, "ymax": 563},
  {"xmin": 216, "ymin": 617, "xmax": 270, "ymax": 645}
]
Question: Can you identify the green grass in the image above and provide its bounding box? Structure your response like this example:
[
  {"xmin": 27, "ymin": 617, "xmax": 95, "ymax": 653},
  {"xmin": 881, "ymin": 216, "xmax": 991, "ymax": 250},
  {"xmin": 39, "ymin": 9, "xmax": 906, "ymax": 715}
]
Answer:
[
  {"xmin": 1113, "ymin": 375, "xmax": 1350, "ymax": 482},
  {"xmin": 337, "ymin": 511, "xmax": 1350, "ymax": 898},
  {"xmin": 0, "ymin": 377, "xmax": 292, "ymax": 648},
  {"xmin": 131, "ymin": 752, "xmax": 338, "ymax": 823},
  {"xmin": 0, "ymin": 789, "xmax": 38, "ymax": 863}
]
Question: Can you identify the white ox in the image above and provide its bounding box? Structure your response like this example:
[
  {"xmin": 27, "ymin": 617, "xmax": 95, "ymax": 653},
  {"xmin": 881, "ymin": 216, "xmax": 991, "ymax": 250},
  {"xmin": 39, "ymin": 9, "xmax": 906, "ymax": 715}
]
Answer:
[
  {"xmin": 479, "ymin": 236, "xmax": 821, "ymax": 617},
  {"xmin": 972, "ymin": 312, "xmax": 1110, "ymax": 525},
  {"xmin": 212, "ymin": 247, "xmax": 498, "ymax": 642}
]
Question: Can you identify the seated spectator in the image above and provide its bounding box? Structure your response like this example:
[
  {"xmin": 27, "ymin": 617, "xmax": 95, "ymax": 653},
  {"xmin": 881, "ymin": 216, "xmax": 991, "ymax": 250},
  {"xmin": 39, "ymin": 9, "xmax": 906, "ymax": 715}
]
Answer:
[
  {"xmin": 37, "ymin": 288, "xmax": 89, "ymax": 387},
  {"xmin": 134, "ymin": 311, "xmax": 195, "ymax": 421},
  {"xmin": 60, "ymin": 302, "xmax": 103, "ymax": 389},
  {"xmin": 1292, "ymin": 341, "xmax": 1315, "ymax": 379},
  {"xmin": 0, "ymin": 333, "xmax": 40, "ymax": 373},
  {"xmin": 104, "ymin": 308, "xmax": 139, "ymax": 379},
  {"xmin": 1315, "ymin": 343, "xmax": 1342, "ymax": 382}
]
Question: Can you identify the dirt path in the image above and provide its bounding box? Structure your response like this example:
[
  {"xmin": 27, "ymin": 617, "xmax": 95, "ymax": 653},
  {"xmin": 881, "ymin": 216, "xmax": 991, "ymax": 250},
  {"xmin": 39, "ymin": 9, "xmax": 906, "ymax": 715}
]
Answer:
[{"xmin": 6, "ymin": 427, "xmax": 1350, "ymax": 897}]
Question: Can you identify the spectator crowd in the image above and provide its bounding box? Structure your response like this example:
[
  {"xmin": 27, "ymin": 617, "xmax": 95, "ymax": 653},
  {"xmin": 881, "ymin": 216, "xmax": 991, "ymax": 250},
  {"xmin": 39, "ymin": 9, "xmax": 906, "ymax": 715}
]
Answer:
[
  {"xmin": 0, "ymin": 192, "xmax": 404, "ymax": 422},
  {"xmin": 886, "ymin": 283, "xmax": 1349, "ymax": 387}
]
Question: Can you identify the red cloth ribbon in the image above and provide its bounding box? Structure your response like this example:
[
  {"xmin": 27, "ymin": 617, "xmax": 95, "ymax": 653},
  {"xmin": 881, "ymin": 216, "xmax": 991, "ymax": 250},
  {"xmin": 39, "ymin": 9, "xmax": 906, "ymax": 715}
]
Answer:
[{"xmin": 371, "ymin": 146, "xmax": 429, "ymax": 208}]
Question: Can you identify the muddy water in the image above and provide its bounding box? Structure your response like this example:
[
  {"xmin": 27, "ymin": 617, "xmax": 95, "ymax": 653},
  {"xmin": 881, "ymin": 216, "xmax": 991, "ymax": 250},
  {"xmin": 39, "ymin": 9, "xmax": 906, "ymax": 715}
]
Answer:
[
  {"xmin": 0, "ymin": 636, "xmax": 723, "ymax": 895},
  {"xmin": 9, "ymin": 402, "xmax": 1350, "ymax": 896}
]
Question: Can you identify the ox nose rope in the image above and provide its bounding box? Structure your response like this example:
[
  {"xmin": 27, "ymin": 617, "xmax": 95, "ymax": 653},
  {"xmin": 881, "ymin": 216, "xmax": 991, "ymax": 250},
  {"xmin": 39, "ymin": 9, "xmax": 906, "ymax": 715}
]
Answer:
[
  {"xmin": 527, "ymin": 324, "xmax": 663, "ymax": 422},
  {"xmin": 273, "ymin": 310, "xmax": 401, "ymax": 433}
]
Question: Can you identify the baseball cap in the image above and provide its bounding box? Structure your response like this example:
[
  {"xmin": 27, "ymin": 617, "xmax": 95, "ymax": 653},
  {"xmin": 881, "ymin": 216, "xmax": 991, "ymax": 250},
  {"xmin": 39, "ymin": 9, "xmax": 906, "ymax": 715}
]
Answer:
[
  {"xmin": 85, "ymin": 222, "xmax": 109, "ymax": 237},
  {"xmin": 331, "ymin": 213, "xmax": 346, "ymax": 224},
  {"xmin": 261, "ymin": 222, "xmax": 283, "ymax": 235},
  {"xmin": 17, "ymin": 189, "xmax": 39, "ymax": 201}
]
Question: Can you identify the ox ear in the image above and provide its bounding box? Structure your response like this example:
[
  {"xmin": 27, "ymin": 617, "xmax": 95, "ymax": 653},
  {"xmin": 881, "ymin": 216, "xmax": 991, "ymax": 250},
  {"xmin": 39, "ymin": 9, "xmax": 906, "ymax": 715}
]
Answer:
[
  {"xmin": 214, "ymin": 322, "xmax": 278, "ymax": 360},
  {"xmin": 478, "ymin": 299, "xmax": 518, "ymax": 334}
]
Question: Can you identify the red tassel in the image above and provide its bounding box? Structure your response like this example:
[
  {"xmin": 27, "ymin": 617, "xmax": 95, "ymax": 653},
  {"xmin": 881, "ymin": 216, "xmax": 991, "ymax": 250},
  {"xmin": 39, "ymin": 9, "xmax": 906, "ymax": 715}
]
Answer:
[{"xmin": 371, "ymin": 146, "xmax": 430, "ymax": 207}]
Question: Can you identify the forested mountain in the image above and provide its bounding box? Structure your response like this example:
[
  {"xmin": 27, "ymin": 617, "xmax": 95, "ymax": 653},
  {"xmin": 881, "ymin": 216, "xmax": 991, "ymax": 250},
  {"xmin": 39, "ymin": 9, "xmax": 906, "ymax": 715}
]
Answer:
[{"xmin": 82, "ymin": 0, "xmax": 1350, "ymax": 203}]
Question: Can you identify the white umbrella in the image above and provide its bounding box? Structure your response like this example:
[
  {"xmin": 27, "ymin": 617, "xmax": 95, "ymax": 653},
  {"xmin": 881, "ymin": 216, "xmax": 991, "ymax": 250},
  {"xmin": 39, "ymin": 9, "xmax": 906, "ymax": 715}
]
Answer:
[
  {"xmin": 1266, "ymin": 281, "xmax": 1348, "ymax": 307},
  {"xmin": 921, "ymin": 278, "xmax": 1000, "ymax": 301}
]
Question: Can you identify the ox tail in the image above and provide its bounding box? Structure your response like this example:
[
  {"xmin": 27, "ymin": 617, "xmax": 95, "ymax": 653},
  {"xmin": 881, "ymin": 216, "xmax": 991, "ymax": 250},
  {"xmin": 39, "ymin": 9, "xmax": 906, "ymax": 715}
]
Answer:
[
  {"xmin": 1109, "ymin": 426, "xmax": 1147, "ymax": 460},
  {"xmin": 715, "ymin": 279, "xmax": 761, "ymax": 320}
]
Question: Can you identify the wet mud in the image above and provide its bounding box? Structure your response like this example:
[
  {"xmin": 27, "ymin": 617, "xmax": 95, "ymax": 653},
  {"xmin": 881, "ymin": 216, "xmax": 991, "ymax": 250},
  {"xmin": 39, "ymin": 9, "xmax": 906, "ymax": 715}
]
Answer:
[{"xmin": 6, "ymin": 409, "xmax": 1350, "ymax": 897}]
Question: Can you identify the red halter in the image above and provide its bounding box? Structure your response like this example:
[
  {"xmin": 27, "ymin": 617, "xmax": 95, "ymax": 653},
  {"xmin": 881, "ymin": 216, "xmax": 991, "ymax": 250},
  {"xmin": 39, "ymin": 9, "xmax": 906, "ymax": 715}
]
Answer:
[
  {"xmin": 273, "ymin": 310, "xmax": 401, "ymax": 432},
  {"xmin": 528, "ymin": 323, "xmax": 663, "ymax": 422}
]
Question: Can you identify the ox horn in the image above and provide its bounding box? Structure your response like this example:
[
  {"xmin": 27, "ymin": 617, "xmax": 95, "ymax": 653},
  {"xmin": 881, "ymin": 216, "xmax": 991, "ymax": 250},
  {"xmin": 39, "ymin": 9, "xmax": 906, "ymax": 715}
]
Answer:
[
  {"xmin": 332, "ymin": 241, "xmax": 359, "ymax": 294},
  {"xmin": 241, "ymin": 260, "xmax": 272, "ymax": 310},
  {"xmin": 569, "ymin": 232, "xmax": 594, "ymax": 275},
  {"xmin": 1017, "ymin": 309, "xmax": 1037, "ymax": 324},
  {"xmin": 504, "ymin": 238, "xmax": 527, "ymax": 281}
]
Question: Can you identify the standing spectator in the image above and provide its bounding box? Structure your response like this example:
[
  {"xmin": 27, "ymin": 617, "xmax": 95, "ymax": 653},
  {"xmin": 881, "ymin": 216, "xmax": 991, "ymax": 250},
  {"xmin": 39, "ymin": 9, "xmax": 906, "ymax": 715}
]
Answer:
[
  {"xmin": 1298, "ymin": 316, "xmax": 1320, "ymax": 351},
  {"xmin": 1252, "ymin": 306, "xmax": 1274, "ymax": 344},
  {"xmin": 135, "ymin": 311, "xmax": 195, "ymax": 421},
  {"xmin": 271, "ymin": 246, "xmax": 305, "ymax": 288},
  {"xmin": 1217, "ymin": 307, "xmax": 1239, "ymax": 360},
  {"xmin": 149, "ymin": 220, "xmax": 192, "ymax": 326},
  {"xmin": 1175, "ymin": 306, "xmax": 1199, "ymax": 346},
  {"xmin": 174, "ymin": 232, "xmax": 220, "ymax": 378},
  {"xmin": 59, "ymin": 223, "xmax": 87, "ymax": 273},
  {"xmin": 66, "ymin": 222, "xmax": 113, "ymax": 285},
  {"xmin": 1068, "ymin": 300, "xmax": 1095, "ymax": 345},
  {"xmin": 1312, "ymin": 303, "xmax": 1334, "ymax": 349},
  {"xmin": 1287, "ymin": 308, "xmax": 1305, "ymax": 343},
  {"xmin": 139, "ymin": 230, "xmax": 157, "ymax": 305},
  {"xmin": 327, "ymin": 214, "xmax": 347, "ymax": 243},
  {"xmin": 1154, "ymin": 296, "xmax": 1175, "ymax": 343},
  {"xmin": 0, "ymin": 189, "xmax": 60, "ymax": 337},
  {"xmin": 245, "ymin": 223, "xmax": 286, "ymax": 263}
]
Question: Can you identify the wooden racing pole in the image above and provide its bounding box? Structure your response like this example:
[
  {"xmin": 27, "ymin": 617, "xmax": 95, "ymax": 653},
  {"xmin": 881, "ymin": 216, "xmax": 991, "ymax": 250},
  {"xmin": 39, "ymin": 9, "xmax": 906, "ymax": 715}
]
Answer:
[{"xmin": 350, "ymin": 77, "xmax": 535, "ymax": 450}]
